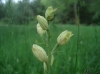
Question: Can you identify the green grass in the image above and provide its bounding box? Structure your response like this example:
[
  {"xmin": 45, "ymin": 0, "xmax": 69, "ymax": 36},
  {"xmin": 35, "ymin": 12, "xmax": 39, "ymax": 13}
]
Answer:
[{"xmin": 0, "ymin": 24, "xmax": 100, "ymax": 74}]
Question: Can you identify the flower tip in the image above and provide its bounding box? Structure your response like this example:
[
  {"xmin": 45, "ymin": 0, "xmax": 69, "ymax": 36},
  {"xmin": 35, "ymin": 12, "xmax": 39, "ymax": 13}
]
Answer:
[
  {"xmin": 71, "ymin": 34, "xmax": 74, "ymax": 36},
  {"xmin": 54, "ymin": 8, "xmax": 57, "ymax": 11},
  {"xmin": 32, "ymin": 44, "xmax": 35, "ymax": 47},
  {"xmin": 37, "ymin": 15, "xmax": 40, "ymax": 18}
]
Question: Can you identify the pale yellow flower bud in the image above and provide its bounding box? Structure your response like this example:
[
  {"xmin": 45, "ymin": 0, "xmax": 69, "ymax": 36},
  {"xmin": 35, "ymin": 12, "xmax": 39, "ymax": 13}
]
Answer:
[
  {"xmin": 37, "ymin": 23, "xmax": 46, "ymax": 36},
  {"xmin": 57, "ymin": 30, "xmax": 73, "ymax": 45},
  {"xmin": 45, "ymin": 6, "xmax": 57, "ymax": 20},
  {"xmin": 51, "ymin": 55, "xmax": 54, "ymax": 66},
  {"xmin": 37, "ymin": 15, "xmax": 48, "ymax": 30},
  {"xmin": 32, "ymin": 44, "xmax": 48, "ymax": 62},
  {"xmin": 47, "ymin": 55, "xmax": 54, "ymax": 66},
  {"xmin": 43, "ymin": 62, "xmax": 47, "ymax": 71}
]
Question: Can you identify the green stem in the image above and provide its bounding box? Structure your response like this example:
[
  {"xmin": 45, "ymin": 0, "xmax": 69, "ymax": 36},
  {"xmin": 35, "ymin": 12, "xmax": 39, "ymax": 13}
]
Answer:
[
  {"xmin": 51, "ymin": 43, "xmax": 59, "ymax": 54},
  {"xmin": 74, "ymin": 1, "xmax": 80, "ymax": 73},
  {"xmin": 94, "ymin": 26, "xmax": 97, "ymax": 42},
  {"xmin": 75, "ymin": 23, "xmax": 79, "ymax": 73}
]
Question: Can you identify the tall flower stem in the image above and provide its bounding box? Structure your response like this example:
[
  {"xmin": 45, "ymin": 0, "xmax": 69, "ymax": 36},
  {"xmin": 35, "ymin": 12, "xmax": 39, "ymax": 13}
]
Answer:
[
  {"xmin": 74, "ymin": 1, "xmax": 80, "ymax": 73},
  {"xmin": 75, "ymin": 23, "xmax": 79, "ymax": 73}
]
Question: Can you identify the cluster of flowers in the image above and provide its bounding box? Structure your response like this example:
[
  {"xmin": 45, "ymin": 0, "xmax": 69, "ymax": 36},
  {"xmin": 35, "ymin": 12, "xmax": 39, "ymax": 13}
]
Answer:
[{"xmin": 32, "ymin": 6, "xmax": 73, "ymax": 72}]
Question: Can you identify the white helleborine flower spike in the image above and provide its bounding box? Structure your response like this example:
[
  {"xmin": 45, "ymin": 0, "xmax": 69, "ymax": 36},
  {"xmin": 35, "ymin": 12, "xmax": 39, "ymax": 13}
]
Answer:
[
  {"xmin": 45, "ymin": 6, "xmax": 57, "ymax": 20},
  {"xmin": 37, "ymin": 23, "xmax": 46, "ymax": 36},
  {"xmin": 37, "ymin": 15, "xmax": 48, "ymax": 30},
  {"xmin": 57, "ymin": 30, "xmax": 73, "ymax": 45},
  {"xmin": 32, "ymin": 44, "xmax": 48, "ymax": 62}
]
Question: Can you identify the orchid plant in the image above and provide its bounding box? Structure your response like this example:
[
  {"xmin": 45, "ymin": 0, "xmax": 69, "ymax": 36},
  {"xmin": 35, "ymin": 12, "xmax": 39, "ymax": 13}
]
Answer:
[{"xmin": 32, "ymin": 6, "xmax": 73, "ymax": 74}]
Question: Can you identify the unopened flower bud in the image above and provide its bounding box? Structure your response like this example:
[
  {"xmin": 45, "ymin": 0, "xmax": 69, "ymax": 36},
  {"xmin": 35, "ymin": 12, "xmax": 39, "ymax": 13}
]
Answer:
[
  {"xmin": 37, "ymin": 23, "xmax": 46, "ymax": 36},
  {"xmin": 45, "ymin": 6, "xmax": 57, "ymax": 20},
  {"xmin": 57, "ymin": 30, "xmax": 73, "ymax": 45},
  {"xmin": 37, "ymin": 15, "xmax": 48, "ymax": 30},
  {"xmin": 32, "ymin": 44, "xmax": 48, "ymax": 62},
  {"xmin": 43, "ymin": 62, "xmax": 47, "ymax": 71},
  {"xmin": 51, "ymin": 55, "xmax": 54, "ymax": 66}
]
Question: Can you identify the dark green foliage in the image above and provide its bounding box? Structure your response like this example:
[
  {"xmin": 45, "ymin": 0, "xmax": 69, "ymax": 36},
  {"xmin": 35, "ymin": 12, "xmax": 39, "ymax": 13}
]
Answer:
[
  {"xmin": 15, "ymin": 0, "xmax": 33, "ymax": 24},
  {"xmin": 41, "ymin": 0, "xmax": 100, "ymax": 24},
  {"xmin": 0, "ymin": 0, "xmax": 100, "ymax": 25},
  {"xmin": 0, "ymin": 2, "xmax": 5, "ymax": 20},
  {"xmin": 0, "ymin": 24, "xmax": 100, "ymax": 74},
  {"xmin": 0, "ymin": 0, "xmax": 45, "ymax": 24}
]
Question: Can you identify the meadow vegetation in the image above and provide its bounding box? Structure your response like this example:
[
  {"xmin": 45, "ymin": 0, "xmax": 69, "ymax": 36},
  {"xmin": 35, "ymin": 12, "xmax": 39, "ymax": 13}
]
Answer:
[{"xmin": 0, "ymin": 24, "xmax": 100, "ymax": 74}]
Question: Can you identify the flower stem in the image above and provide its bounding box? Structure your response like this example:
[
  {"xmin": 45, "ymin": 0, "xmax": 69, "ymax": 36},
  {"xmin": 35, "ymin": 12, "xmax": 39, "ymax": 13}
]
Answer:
[
  {"xmin": 75, "ymin": 17, "xmax": 79, "ymax": 74},
  {"xmin": 51, "ymin": 43, "xmax": 59, "ymax": 54}
]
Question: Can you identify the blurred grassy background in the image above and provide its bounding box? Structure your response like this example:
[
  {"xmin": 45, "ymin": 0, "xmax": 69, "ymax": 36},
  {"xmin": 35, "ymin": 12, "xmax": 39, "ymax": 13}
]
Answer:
[{"xmin": 0, "ymin": 24, "xmax": 100, "ymax": 74}]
